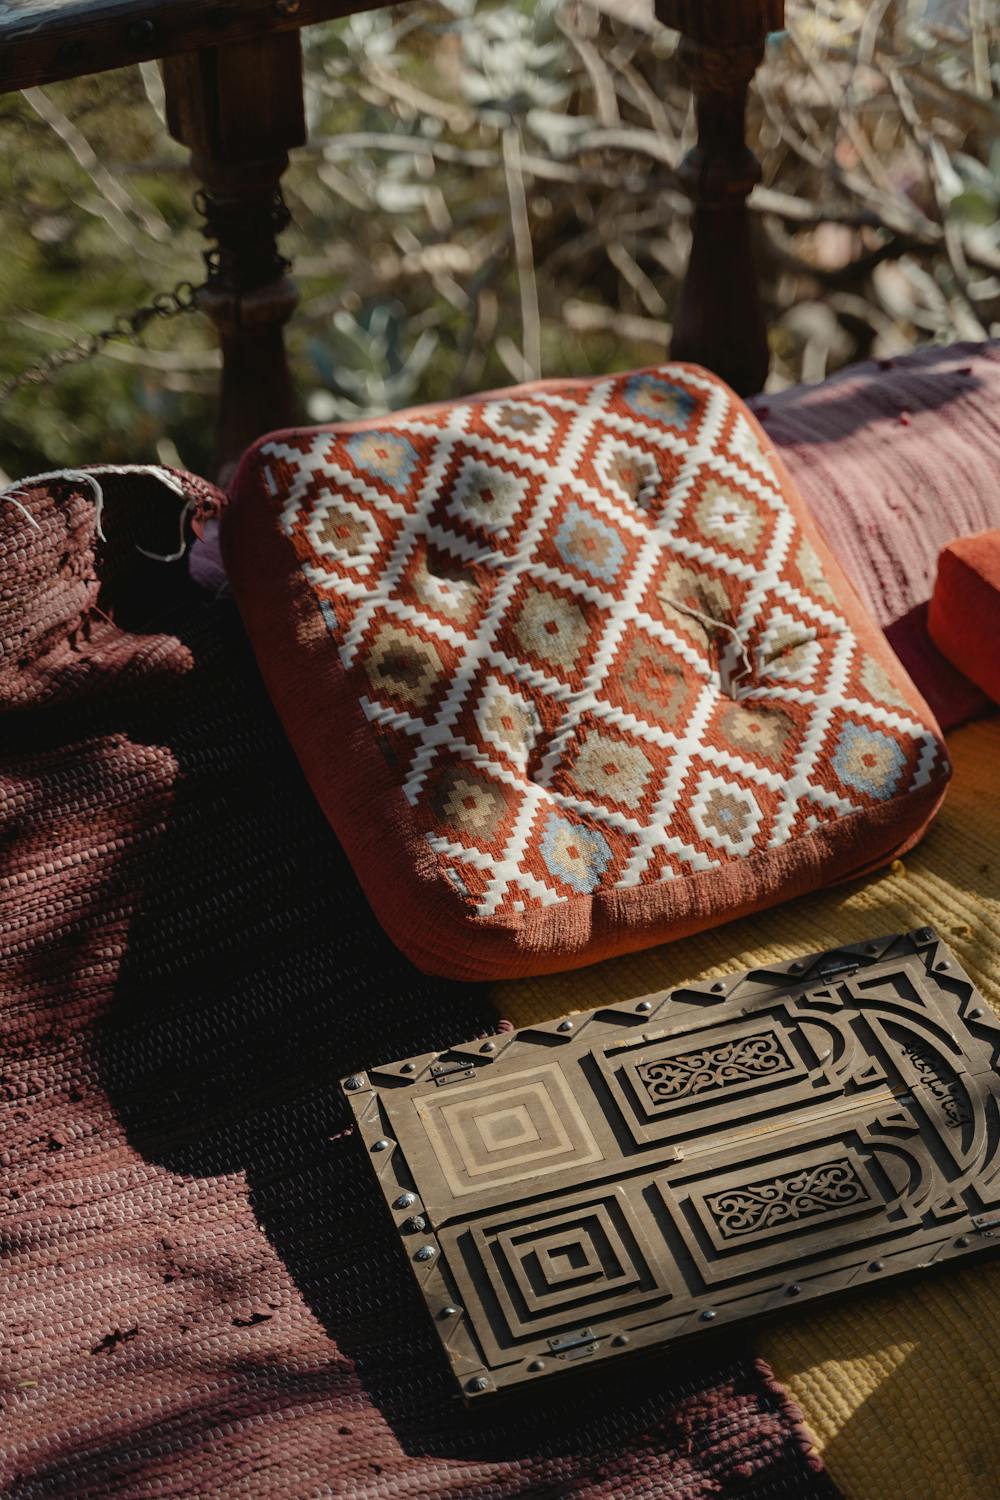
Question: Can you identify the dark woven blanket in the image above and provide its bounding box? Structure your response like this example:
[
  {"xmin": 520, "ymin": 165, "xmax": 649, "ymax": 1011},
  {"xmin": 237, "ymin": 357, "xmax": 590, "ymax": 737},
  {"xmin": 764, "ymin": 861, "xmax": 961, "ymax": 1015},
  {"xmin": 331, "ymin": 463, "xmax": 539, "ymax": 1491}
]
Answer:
[{"xmin": 0, "ymin": 473, "xmax": 840, "ymax": 1499}]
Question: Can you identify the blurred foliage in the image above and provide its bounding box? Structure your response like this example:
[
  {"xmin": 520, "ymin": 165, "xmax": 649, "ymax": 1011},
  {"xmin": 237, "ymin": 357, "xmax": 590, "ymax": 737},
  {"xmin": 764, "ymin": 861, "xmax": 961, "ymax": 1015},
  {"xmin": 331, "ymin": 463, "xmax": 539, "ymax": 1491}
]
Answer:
[{"xmin": 0, "ymin": 0, "xmax": 996, "ymax": 479}]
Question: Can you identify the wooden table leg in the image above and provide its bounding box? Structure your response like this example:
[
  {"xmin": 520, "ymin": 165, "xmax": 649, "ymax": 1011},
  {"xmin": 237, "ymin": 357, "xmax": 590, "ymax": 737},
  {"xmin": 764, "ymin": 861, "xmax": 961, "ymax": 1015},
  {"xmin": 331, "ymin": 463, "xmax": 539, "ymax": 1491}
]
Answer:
[
  {"xmin": 656, "ymin": 1, "xmax": 783, "ymax": 396},
  {"xmin": 162, "ymin": 33, "xmax": 306, "ymax": 477}
]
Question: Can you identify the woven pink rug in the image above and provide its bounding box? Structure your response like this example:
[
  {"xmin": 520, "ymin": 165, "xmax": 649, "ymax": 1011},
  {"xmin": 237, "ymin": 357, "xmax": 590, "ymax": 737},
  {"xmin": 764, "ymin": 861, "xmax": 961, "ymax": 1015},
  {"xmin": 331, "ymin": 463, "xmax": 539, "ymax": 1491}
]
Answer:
[
  {"xmin": 8, "ymin": 345, "xmax": 999, "ymax": 1499},
  {"xmin": 1, "ymin": 472, "xmax": 838, "ymax": 1499},
  {"xmin": 752, "ymin": 341, "xmax": 1000, "ymax": 728}
]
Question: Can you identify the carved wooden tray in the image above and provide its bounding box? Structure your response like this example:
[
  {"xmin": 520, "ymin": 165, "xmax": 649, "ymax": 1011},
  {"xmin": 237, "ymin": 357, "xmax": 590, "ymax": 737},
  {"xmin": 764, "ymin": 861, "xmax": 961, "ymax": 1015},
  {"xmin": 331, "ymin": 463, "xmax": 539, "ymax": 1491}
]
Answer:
[{"xmin": 343, "ymin": 928, "xmax": 1000, "ymax": 1399}]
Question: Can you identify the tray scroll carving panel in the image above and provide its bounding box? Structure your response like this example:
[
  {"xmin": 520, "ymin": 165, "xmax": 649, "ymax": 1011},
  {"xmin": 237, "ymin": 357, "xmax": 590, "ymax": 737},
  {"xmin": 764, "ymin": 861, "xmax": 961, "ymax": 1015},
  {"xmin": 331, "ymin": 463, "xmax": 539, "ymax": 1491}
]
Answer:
[
  {"xmin": 345, "ymin": 929, "xmax": 1000, "ymax": 1398},
  {"xmin": 635, "ymin": 1026, "xmax": 797, "ymax": 1105}
]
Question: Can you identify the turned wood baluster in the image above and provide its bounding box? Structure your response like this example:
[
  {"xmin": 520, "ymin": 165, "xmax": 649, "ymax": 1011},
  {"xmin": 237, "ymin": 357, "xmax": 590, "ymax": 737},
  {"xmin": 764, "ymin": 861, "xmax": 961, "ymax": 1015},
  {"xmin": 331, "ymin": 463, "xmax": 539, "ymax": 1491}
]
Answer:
[
  {"xmin": 656, "ymin": 0, "xmax": 783, "ymax": 396},
  {"xmin": 162, "ymin": 33, "xmax": 306, "ymax": 476}
]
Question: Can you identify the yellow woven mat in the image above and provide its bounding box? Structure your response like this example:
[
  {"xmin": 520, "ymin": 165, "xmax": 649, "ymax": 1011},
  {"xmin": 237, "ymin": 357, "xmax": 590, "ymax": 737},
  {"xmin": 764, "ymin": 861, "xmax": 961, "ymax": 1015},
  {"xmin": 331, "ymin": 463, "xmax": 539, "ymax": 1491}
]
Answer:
[{"xmin": 493, "ymin": 716, "xmax": 1000, "ymax": 1500}]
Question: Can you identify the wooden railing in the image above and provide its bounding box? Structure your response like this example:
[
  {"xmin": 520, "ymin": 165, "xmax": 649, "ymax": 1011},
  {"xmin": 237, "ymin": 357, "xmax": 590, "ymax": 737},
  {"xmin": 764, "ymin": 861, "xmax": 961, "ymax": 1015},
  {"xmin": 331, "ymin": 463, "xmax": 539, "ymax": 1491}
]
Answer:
[{"xmin": 0, "ymin": 0, "xmax": 783, "ymax": 471}]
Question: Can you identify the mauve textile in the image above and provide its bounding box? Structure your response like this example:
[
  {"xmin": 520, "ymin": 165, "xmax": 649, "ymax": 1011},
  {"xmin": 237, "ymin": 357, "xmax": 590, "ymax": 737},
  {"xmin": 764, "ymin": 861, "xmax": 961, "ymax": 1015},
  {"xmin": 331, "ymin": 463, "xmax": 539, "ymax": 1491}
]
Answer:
[
  {"xmin": 0, "ymin": 472, "xmax": 838, "ymax": 1499},
  {"xmin": 752, "ymin": 341, "xmax": 1000, "ymax": 730}
]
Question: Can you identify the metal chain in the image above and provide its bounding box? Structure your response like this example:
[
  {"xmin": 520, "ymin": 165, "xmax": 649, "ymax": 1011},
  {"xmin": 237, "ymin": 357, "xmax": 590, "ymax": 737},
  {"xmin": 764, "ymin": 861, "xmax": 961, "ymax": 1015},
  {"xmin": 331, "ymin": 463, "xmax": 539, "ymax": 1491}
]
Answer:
[
  {"xmin": 0, "ymin": 182, "xmax": 295, "ymax": 405},
  {"xmin": 194, "ymin": 187, "xmax": 292, "ymax": 293},
  {"xmin": 0, "ymin": 278, "xmax": 204, "ymax": 404}
]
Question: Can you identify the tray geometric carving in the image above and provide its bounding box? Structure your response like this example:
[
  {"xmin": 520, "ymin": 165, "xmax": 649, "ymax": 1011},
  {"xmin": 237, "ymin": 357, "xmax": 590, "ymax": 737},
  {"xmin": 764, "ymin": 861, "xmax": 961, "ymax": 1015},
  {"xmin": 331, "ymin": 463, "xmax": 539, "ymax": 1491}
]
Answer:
[{"xmin": 344, "ymin": 928, "xmax": 1000, "ymax": 1398}]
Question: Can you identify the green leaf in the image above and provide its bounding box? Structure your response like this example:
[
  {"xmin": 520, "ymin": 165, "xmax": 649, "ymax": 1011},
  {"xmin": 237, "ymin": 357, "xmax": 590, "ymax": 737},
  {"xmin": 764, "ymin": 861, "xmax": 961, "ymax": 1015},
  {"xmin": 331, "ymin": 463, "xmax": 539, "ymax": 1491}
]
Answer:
[{"xmin": 948, "ymin": 190, "xmax": 998, "ymax": 227}]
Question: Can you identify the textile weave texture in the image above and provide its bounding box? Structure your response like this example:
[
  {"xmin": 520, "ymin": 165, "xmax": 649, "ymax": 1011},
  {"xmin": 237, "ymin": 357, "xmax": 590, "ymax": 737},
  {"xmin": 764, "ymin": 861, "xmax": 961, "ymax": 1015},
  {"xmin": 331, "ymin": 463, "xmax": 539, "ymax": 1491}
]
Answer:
[
  {"xmin": 0, "ymin": 472, "xmax": 840, "ymax": 1499},
  {"xmin": 224, "ymin": 363, "xmax": 949, "ymax": 981},
  {"xmin": 752, "ymin": 342, "xmax": 1000, "ymax": 632},
  {"xmin": 754, "ymin": 341, "xmax": 1000, "ymax": 732}
]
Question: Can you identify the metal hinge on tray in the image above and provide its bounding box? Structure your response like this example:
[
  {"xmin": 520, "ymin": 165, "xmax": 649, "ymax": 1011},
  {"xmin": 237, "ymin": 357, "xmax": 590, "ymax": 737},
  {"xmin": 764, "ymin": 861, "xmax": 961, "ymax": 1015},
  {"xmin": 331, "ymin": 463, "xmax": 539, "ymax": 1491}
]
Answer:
[
  {"xmin": 548, "ymin": 1328, "xmax": 598, "ymax": 1360},
  {"xmin": 431, "ymin": 1059, "xmax": 476, "ymax": 1087}
]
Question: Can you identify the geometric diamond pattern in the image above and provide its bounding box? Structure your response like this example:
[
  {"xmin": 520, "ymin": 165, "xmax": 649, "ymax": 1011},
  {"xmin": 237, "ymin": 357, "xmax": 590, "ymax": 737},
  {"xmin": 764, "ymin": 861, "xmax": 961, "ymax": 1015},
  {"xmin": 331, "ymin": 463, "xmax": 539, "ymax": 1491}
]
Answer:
[
  {"xmin": 474, "ymin": 676, "xmax": 541, "ymax": 770},
  {"xmin": 510, "ymin": 583, "xmax": 594, "ymax": 675},
  {"xmin": 714, "ymin": 700, "xmax": 797, "ymax": 763},
  {"xmin": 307, "ymin": 495, "xmax": 381, "ymax": 571},
  {"xmin": 689, "ymin": 770, "xmax": 764, "ymax": 857},
  {"xmin": 554, "ymin": 503, "xmax": 628, "ymax": 583},
  {"xmin": 693, "ymin": 479, "xmax": 766, "ymax": 558},
  {"xmin": 445, "ymin": 457, "xmax": 529, "ymax": 538},
  {"xmin": 344, "ymin": 430, "xmax": 420, "ymax": 493},
  {"xmin": 538, "ymin": 812, "xmax": 613, "ymax": 894},
  {"xmin": 565, "ymin": 726, "xmax": 655, "ymax": 811},
  {"xmin": 259, "ymin": 363, "xmax": 950, "ymax": 921},
  {"xmin": 832, "ymin": 721, "xmax": 908, "ymax": 801},
  {"xmin": 362, "ymin": 620, "xmax": 448, "ymax": 712},
  {"xmin": 592, "ymin": 433, "xmax": 659, "ymax": 509}
]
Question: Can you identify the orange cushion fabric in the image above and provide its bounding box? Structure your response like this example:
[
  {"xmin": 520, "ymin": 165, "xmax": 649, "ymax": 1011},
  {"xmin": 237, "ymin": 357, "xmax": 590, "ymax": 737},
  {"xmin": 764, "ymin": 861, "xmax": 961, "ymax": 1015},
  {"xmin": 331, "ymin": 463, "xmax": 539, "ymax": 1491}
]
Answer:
[
  {"xmin": 223, "ymin": 364, "xmax": 950, "ymax": 980},
  {"xmin": 928, "ymin": 529, "xmax": 1000, "ymax": 705}
]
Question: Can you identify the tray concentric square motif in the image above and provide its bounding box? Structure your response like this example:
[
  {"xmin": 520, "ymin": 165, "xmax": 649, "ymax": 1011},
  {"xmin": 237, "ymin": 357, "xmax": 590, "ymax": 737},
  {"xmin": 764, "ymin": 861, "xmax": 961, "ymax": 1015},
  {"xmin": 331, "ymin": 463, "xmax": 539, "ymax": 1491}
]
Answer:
[{"xmin": 343, "ymin": 928, "xmax": 1000, "ymax": 1398}]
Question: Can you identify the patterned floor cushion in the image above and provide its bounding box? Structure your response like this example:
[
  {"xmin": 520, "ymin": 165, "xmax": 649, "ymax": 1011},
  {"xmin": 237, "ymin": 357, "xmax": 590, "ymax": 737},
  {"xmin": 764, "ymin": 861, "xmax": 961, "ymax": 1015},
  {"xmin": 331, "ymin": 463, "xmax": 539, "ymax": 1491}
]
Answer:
[
  {"xmin": 223, "ymin": 364, "xmax": 951, "ymax": 980},
  {"xmin": 929, "ymin": 528, "xmax": 1000, "ymax": 705}
]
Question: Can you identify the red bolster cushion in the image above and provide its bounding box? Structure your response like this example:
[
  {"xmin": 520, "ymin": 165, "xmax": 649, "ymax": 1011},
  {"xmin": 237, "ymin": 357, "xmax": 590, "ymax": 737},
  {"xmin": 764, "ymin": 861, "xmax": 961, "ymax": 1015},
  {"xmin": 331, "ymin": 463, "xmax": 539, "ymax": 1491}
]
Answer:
[{"xmin": 928, "ymin": 529, "xmax": 1000, "ymax": 705}]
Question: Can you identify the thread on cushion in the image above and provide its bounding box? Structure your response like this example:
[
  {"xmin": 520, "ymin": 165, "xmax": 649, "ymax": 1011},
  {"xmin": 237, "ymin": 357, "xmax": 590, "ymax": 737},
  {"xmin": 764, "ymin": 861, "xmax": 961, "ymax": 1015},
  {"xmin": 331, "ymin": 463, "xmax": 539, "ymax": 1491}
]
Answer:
[
  {"xmin": 1, "ymin": 466, "xmax": 208, "ymax": 561},
  {"xmin": 661, "ymin": 593, "xmax": 754, "ymax": 698},
  {"xmin": 136, "ymin": 498, "xmax": 197, "ymax": 563},
  {"xmin": 1, "ymin": 491, "xmax": 42, "ymax": 530},
  {"xmin": 2, "ymin": 468, "xmax": 107, "ymax": 536},
  {"xmin": 87, "ymin": 465, "xmax": 215, "ymax": 560}
]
